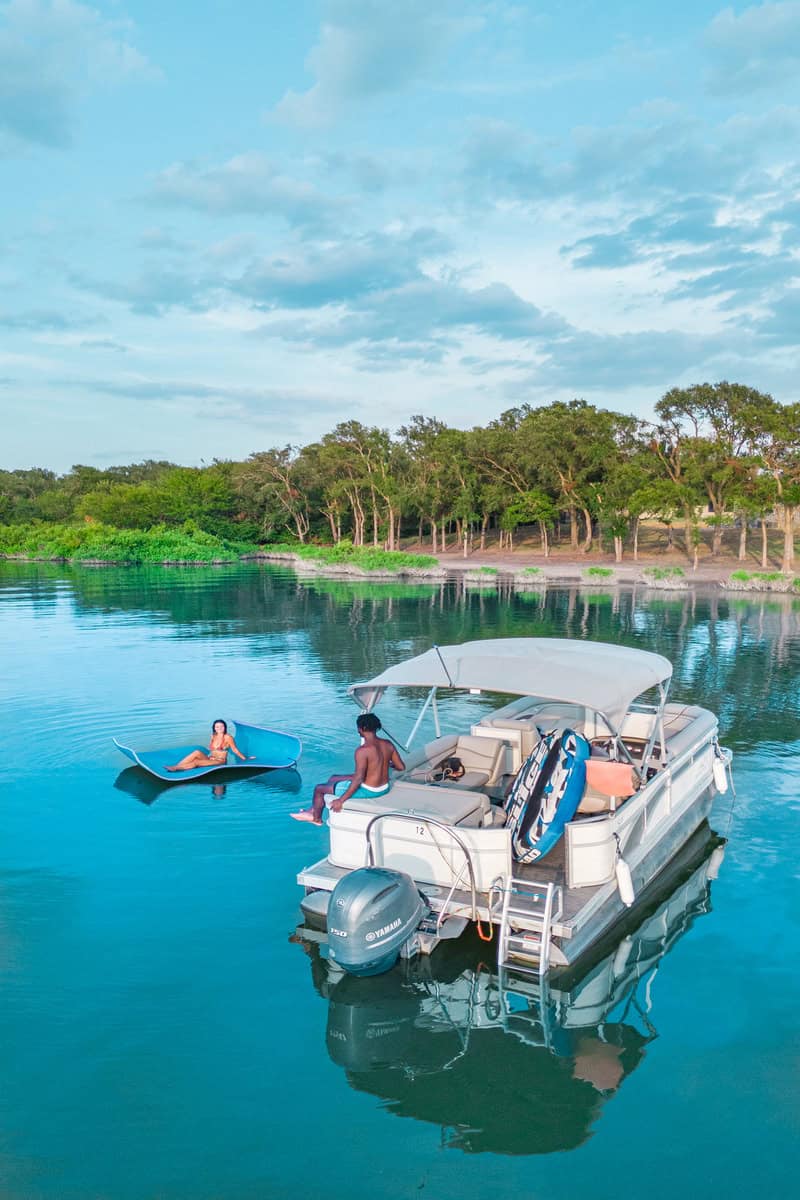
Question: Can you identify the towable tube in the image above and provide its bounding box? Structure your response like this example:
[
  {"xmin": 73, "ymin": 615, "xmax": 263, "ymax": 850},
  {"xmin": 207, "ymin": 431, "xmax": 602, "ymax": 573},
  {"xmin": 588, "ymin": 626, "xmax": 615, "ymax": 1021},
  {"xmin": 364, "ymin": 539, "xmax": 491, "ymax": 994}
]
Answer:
[
  {"xmin": 113, "ymin": 720, "xmax": 302, "ymax": 782},
  {"xmin": 505, "ymin": 729, "xmax": 590, "ymax": 863}
]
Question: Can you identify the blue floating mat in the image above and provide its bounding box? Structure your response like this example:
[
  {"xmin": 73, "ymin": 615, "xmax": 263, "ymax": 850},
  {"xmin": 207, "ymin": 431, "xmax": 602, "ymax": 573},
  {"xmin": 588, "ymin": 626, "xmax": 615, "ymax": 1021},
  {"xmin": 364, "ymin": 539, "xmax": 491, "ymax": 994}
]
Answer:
[{"xmin": 113, "ymin": 720, "xmax": 302, "ymax": 782}]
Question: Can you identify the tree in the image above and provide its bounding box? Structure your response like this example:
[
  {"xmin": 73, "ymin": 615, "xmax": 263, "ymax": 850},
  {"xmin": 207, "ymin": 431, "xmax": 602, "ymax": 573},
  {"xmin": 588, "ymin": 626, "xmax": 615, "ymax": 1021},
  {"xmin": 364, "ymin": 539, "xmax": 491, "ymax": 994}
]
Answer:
[
  {"xmin": 758, "ymin": 402, "xmax": 800, "ymax": 572},
  {"xmin": 654, "ymin": 382, "xmax": 775, "ymax": 555},
  {"xmin": 729, "ymin": 473, "xmax": 779, "ymax": 566},
  {"xmin": 234, "ymin": 448, "xmax": 311, "ymax": 542},
  {"xmin": 399, "ymin": 417, "xmax": 468, "ymax": 552},
  {"xmin": 516, "ymin": 401, "xmax": 624, "ymax": 553},
  {"xmin": 0, "ymin": 467, "xmax": 61, "ymax": 522},
  {"xmin": 501, "ymin": 489, "xmax": 558, "ymax": 555}
]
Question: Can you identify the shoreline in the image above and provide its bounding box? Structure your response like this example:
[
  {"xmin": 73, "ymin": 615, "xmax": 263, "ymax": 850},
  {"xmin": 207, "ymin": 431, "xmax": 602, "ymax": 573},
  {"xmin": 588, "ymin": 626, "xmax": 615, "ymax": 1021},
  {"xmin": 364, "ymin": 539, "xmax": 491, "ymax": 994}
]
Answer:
[
  {"xmin": 4, "ymin": 549, "xmax": 798, "ymax": 594},
  {"xmin": 252, "ymin": 550, "xmax": 798, "ymax": 593}
]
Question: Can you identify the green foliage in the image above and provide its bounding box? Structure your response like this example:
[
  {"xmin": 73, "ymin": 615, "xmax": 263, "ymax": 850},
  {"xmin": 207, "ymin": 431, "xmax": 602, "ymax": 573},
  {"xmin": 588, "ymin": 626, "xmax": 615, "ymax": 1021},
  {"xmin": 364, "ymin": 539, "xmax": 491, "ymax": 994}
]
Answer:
[
  {"xmin": 520, "ymin": 567, "xmax": 542, "ymax": 576},
  {"xmin": 3, "ymin": 383, "xmax": 798, "ymax": 560},
  {"xmin": 265, "ymin": 542, "xmax": 437, "ymax": 572},
  {"xmin": 296, "ymin": 578, "xmax": 440, "ymax": 602},
  {"xmin": 501, "ymin": 489, "xmax": 557, "ymax": 532},
  {"xmin": 583, "ymin": 566, "xmax": 614, "ymax": 578},
  {"xmin": 0, "ymin": 522, "xmax": 257, "ymax": 564},
  {"xmin": 642, "ymin": 566, "xmax": 686, "ymax": 580},
  {"xmin": 730, "ymin": 570, "xmax": 784, "ymax": 582}
]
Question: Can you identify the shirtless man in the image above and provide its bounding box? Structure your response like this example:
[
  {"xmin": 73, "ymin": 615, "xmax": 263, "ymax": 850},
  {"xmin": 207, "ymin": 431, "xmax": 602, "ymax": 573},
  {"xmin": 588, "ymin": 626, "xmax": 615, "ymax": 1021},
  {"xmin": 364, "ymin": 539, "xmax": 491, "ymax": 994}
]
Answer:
[{"xmin": 290, "ymin": 713, "xmax": 404, "ymax": 825}]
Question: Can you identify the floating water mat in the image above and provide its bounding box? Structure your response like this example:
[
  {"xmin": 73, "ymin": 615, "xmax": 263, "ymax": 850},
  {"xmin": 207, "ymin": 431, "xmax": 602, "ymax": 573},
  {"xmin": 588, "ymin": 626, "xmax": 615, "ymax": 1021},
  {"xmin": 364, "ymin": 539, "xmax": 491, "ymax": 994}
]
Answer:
[{"xmin": 113, "ymin": 720, "xmax": 302, "ymax": 782}]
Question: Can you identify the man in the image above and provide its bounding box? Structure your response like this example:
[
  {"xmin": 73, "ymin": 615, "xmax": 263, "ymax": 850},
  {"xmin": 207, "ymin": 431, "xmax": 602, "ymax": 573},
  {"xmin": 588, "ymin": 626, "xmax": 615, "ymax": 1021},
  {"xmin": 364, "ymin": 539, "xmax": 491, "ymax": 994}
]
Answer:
[{"xmin": 290, "ymin": 712, "xmax": 405, "ymax": 825}]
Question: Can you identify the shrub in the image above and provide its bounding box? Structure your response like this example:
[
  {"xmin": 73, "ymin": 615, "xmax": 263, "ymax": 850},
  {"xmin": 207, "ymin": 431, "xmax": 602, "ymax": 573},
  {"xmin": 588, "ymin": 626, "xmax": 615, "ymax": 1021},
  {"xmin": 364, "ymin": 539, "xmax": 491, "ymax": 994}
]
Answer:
[
  {"xmin": 643, "ymin": 566, "xmax": 686, "ymax": 581},
  {"xmin": 724, "ymin": 570, "xmax": 793, "ymax": 592},
  {"xmin": 0, "ymin": 521, "xmax": 258, "ymax": 564},
  {"xmin": 263, "ymin": 542, "xmax": 438, "ymax": 572},
  {"xmin": 584, "ymin": 566, "xmax": 614, "ymax": 578}
]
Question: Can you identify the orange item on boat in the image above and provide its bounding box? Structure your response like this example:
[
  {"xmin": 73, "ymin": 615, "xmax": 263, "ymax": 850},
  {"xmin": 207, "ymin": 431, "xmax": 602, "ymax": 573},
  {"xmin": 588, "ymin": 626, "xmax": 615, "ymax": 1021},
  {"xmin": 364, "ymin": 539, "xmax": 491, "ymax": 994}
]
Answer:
[{"xmin": 585, "ymin": 759, "xmax": 636, "ymax": 797}]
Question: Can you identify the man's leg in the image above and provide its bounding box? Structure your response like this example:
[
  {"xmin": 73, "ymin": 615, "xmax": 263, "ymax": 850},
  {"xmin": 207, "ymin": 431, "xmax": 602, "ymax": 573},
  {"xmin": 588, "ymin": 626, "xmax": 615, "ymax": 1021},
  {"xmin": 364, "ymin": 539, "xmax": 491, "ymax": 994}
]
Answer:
[
  {"xmin": 291, "ymin": 775, "xmax": 351, "ymax": 824},
  {"xmin": 310, "ymin": 781, "xmax": 330, "ymax": 822}
]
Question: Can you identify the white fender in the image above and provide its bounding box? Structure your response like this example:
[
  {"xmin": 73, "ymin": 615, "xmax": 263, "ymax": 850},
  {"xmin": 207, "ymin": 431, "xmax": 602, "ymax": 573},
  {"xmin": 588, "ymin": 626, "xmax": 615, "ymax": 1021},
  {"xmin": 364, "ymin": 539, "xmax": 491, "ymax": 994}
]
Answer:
[
  {"xmin": 712, "ymin": 755, "xmax": 728, "ymax": 794},
  {"xmin": 706, "ymin": 844, "xmax": 726, "ymax": 880},
  {"xmin": 612, "ymin": 934, "xmax": 634, "ymax": 977},
  {"xmin": 615, "ymin": 857, "xmax": 635, "ymax": 907}
]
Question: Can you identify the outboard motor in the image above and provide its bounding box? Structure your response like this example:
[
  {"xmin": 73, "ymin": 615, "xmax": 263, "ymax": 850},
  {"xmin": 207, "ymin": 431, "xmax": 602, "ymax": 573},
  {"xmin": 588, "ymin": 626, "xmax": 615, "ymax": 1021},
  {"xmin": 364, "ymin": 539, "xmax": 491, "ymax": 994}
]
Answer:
[{"xmin": 327, "ymin": 867, "xmax": 428, "ymax": 977}]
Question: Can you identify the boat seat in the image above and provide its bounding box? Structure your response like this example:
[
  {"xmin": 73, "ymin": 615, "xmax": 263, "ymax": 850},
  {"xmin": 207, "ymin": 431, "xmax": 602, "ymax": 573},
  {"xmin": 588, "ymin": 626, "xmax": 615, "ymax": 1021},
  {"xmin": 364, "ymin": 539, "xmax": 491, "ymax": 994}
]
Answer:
[
  {"xmin": 340, "ymin": 780, "xmax": 492, "ymax": 827},
  {"xmin": 479, "ymin": 704, "xmax": 587, "ymax": 761},
  {"xmin": 400, "ymin": 734, "xmax": 507, "ymax": 789}
]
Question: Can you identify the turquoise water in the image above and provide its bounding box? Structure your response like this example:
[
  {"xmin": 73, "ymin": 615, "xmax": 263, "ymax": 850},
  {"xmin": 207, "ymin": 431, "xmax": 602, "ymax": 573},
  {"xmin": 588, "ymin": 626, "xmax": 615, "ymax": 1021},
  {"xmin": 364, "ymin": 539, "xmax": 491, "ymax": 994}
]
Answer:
[{"xmin": 1, "ymin": 562, "xmax": 799, "ymax": 1198}]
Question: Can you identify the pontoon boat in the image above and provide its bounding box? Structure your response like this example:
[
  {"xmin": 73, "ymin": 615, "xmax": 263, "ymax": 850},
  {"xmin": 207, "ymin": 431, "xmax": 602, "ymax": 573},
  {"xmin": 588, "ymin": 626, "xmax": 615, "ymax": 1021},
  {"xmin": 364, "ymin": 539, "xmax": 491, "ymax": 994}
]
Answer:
[{"xmin": 296, "ymin": 638, "xmax": 731, "ymax": 975}]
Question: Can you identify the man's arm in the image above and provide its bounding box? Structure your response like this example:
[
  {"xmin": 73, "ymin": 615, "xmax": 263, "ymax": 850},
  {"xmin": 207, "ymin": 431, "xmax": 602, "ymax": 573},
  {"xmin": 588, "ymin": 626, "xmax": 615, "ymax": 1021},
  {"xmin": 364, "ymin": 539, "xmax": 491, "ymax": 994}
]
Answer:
[
  {"xmin": 330, "ymin": 746, "xmax": 367, "ymax": 811},
  {"xmin": 390, "ymin": 744, "xmax": 405, "ymax": 771}
]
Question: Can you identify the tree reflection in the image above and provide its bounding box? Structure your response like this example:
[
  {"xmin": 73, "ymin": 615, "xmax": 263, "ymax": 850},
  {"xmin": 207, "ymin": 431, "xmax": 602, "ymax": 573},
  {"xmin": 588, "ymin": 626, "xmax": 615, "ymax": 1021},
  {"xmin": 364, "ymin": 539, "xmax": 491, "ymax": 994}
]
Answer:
[{"xmin": 4, "ymin": 560, "xmax": 800, "ymax": 753}]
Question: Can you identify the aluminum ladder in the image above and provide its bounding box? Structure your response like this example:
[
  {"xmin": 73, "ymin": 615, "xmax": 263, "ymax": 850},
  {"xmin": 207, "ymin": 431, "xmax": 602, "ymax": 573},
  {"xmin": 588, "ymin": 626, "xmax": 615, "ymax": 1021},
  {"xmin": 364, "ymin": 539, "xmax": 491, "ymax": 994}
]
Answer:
[{"xmin": 497, "ymin": 876, "xmax": 560, "ymax": 979}]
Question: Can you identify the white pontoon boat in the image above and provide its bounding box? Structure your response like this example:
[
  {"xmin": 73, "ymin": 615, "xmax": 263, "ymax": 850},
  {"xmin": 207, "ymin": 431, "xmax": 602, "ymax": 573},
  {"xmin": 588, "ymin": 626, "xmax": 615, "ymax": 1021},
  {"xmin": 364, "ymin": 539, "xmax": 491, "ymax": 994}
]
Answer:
[{"xmin": 297, "ymin": 638, "xmax": 731, "ymax": 974}]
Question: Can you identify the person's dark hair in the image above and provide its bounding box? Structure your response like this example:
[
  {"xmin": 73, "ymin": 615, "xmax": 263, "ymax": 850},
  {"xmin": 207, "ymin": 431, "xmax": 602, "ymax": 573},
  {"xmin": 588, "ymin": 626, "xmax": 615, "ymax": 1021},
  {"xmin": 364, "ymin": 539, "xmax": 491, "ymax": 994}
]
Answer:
[
  {"xmin": 212, "ymin": 719, "xmax": 228, "ymax": 734},
  {"xmin": 357, "ymin": 712, "xmax": 382, "ymax": 734}
]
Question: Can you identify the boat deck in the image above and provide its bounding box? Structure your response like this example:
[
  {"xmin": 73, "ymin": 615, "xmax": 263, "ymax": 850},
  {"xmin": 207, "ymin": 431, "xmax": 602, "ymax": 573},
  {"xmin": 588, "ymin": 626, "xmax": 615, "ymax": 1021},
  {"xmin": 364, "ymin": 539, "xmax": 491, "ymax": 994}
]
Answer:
[{"xmin": 297, "ymin": 838, "xmax": 605, "ymax": 945}]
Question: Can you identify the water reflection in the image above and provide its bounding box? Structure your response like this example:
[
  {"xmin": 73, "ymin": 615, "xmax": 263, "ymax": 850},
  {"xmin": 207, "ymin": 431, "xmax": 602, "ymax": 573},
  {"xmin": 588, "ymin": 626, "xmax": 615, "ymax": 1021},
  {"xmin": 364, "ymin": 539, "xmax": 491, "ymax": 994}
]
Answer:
[
  {"xmin": 294, "ymin": 827, "xmax": 723, "ymax": 1155},
  {"xmin": 113, "ymin": 765, "xmax": 302, "ymax": 806},
  {"xmin": 4, "ymin": 561, "xmax": 800, "ymax": 755}
]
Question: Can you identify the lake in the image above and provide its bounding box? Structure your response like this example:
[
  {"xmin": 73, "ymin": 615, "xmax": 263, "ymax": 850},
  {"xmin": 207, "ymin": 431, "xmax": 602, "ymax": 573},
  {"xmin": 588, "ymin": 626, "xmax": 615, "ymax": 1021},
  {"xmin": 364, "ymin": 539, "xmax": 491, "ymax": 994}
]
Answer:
[{"xmin": 1, "ymin": 561, "xmax": 799, "ymax": 1199}]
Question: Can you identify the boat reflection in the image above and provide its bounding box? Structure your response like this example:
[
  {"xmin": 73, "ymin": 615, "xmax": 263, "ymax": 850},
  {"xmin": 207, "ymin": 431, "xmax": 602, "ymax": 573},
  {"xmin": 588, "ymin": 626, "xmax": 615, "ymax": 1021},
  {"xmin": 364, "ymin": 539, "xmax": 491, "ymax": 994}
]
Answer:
[{"xmin": 294, "ymin": 826, "xmax": 724, "ymax": 1155}]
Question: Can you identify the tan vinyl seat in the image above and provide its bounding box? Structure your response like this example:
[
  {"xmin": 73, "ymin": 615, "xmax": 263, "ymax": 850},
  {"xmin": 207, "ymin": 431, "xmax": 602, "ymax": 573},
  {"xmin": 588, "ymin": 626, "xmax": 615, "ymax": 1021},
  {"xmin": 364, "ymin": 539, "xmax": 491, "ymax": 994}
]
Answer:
[
  {"xmin": 400, "ymin": 733, "xmax": 507, "ymax": 789},
  {"xmin": 343, "ymin": 780, "xmax": 492, "ymax": 827}
]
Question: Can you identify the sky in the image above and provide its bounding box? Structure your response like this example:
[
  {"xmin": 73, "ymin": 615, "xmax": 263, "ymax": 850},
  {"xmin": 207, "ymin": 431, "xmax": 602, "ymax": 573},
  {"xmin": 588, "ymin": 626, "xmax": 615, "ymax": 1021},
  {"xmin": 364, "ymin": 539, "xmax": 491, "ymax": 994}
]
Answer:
[{"xmin": 2, "ymin": 0, "xmax": 800, "ymax": 471}]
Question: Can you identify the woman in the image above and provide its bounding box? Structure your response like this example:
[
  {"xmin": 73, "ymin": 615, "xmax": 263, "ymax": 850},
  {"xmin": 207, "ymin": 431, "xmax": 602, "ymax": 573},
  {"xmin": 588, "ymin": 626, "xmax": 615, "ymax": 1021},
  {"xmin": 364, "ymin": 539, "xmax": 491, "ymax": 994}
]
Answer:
[{"xmin": 166, "ymin": 720, "xmax": 254, "ymax": 772}]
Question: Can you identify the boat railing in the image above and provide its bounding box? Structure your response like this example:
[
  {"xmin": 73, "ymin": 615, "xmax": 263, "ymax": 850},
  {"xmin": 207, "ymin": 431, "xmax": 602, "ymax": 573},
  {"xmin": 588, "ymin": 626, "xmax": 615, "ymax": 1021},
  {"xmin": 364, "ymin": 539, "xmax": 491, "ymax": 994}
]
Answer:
[{"xmin": 364, "ymin": 811, "xmax": 479, "ymax": 925}]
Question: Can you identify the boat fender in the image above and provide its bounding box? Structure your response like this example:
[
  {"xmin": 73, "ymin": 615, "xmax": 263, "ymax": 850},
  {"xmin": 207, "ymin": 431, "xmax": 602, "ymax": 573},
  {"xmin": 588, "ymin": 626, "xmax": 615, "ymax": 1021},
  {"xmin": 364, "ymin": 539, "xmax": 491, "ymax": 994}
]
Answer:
[
  {"xmin": 706, "ymin": 844, "xmax": 726, "ymax": 881},
  {"xmin": 613, "ymin": 834, "xmax": 635, "ymax": 907},
  {"xmin": 612, "ymin": 934, "xmax": 634, "ymax": 978},
  {"xmin": 615, "ymin": 858, "xmax": 635, "ymax": 907},
  {"xmin": 712, "ymin": 755, "xmax": 728, "ymax": 794}
]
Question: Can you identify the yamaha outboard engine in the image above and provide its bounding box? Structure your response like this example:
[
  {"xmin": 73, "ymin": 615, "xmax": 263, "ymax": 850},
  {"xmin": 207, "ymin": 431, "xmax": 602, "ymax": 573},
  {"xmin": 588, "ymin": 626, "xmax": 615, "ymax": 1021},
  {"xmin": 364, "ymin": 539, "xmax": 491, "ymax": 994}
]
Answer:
[{"xmin": 327, "ymin": 867, "xmax": 428, "ymax": 977}]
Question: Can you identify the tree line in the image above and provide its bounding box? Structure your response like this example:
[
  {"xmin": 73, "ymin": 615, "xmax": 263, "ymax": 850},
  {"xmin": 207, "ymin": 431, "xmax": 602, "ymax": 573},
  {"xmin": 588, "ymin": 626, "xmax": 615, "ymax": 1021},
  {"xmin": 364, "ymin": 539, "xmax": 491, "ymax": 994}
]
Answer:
[{"xmin": 5, "ymin": 382, "xmax": 800, "ymax": 569}]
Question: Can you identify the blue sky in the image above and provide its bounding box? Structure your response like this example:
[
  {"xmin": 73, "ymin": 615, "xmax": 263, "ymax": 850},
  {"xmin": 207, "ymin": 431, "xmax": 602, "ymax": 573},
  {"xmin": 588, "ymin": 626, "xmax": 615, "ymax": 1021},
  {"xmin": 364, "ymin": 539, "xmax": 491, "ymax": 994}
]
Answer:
[{"xmin": 2, "ymin": 0, "xmax": 800, "ymax": 470}]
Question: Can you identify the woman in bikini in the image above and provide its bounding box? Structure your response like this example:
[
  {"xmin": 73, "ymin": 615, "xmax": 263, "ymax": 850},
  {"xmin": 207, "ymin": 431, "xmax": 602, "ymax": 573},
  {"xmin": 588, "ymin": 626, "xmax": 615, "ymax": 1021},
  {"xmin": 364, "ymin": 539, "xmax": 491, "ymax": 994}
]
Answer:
[{"xmin": 166, "ymin": 720, "xmax": 253, "ymax": 772}]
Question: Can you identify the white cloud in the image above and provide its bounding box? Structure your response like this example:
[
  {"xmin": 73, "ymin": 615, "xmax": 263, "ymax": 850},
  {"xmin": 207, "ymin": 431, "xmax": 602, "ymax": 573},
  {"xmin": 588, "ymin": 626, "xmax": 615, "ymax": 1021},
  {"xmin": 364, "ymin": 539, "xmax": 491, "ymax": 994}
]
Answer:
[
  {"xmin": 53, "ymin": 374, "xmax": 349, "ymax": 424},
  {"xmin": 233, "ymin": 227, "xmax": 450, "ymax": 308},
  {"xmin": 147, "ymin": 153, "xmax": 345, "ymax": 229},
  {"xmin": 705, "ymin": 1, "xmax": 800, "ymax": 93},
  {"xmin": 271, "ymin": 0, "xmax": 471, "ymax": 127},
  {"xmin": 0, "ymin": 0, "xmax": 158, "ymax": 148}
]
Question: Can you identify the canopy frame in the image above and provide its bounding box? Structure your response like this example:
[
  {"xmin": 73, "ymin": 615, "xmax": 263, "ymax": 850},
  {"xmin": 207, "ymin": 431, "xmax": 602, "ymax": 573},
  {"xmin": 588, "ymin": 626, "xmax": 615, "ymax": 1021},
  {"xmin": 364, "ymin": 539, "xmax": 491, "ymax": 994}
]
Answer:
[{"xmin": 348, "ymin": 639, "xmax": 673, "ymax": 775}]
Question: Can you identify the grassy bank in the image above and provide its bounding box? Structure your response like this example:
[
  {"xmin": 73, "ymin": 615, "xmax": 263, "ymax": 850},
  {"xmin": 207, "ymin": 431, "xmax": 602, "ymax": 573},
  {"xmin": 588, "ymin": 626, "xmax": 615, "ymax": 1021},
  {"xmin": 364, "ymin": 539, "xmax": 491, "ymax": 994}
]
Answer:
[
  {"xmin": 0, "ymin": 522, "xmax": 258, "ymax": 564},
  {"xmin": 258, "ymin": 542, "xmax": 439, "ymax": 574}
]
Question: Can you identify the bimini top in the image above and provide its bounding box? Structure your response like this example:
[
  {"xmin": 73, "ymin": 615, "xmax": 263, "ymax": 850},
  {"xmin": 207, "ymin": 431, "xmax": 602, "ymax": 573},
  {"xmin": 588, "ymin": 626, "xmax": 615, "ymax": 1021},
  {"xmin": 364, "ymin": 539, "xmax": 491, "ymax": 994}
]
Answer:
[{"xmin": 349, "ymin": 638, "xmax": 672, "ymax": 728}]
